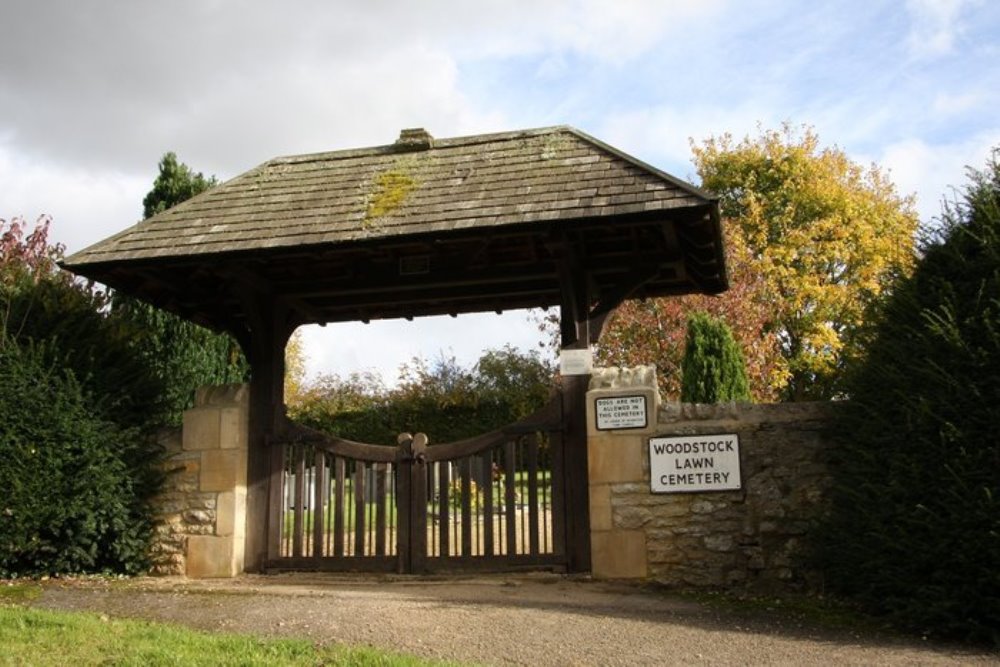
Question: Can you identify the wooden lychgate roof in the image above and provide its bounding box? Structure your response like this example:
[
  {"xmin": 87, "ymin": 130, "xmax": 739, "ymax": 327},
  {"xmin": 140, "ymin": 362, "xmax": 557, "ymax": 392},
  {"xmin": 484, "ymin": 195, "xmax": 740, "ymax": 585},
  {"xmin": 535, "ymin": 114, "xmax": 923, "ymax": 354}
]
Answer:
[{"xmin": 62, "ymin": 126, "xmax": 726, "ymax": 334}]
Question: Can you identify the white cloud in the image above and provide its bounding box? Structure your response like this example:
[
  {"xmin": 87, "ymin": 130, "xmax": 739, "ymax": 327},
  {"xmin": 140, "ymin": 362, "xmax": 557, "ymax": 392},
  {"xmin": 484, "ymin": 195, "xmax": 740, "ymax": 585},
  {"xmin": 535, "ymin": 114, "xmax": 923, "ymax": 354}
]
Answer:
[
  {"xmin": 931, "ymin": 90, "xmax": 986, "ymax": 115},
  {"xmin": 905, "ymin": 0, "xmax": 976, "ymax": 58},
  {"xmin": 598, "ymin": 103, "xmax": 784, "ymax": 183},
  {"xmin": 880, "ymin": 133, "xmax": 1000, "ymax": 223},
  {"xmin": 0, "ymin": 144, "xmax": 147, "ymax": 253}
]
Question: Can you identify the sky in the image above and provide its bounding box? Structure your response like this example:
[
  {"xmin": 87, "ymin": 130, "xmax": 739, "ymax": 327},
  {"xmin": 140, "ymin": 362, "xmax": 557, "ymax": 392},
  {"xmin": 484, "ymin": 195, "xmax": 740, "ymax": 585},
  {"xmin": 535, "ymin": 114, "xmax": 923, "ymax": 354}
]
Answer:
[{"xmin": 3, "ymin": 0, "xmax": 999, "ymax": 385}]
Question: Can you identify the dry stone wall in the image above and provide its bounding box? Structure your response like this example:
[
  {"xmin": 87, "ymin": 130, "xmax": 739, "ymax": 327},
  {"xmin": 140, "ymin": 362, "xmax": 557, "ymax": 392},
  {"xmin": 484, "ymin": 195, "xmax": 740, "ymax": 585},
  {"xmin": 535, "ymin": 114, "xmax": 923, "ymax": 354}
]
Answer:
[
  {"xmin": 149, "ymin": 384, "xmax": 249, "ymax": 577},
  {"xmin": 588, "ymin": 367, "xmax": 837, "ymax": 593}
]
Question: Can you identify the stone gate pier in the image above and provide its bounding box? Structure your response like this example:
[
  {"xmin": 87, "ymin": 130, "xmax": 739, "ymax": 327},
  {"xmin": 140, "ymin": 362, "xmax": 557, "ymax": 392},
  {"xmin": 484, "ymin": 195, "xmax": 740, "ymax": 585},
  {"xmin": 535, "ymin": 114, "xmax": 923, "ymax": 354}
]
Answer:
[{"xmin": 150, "ymin": 385, "xmax": 249, "ymax": 577}]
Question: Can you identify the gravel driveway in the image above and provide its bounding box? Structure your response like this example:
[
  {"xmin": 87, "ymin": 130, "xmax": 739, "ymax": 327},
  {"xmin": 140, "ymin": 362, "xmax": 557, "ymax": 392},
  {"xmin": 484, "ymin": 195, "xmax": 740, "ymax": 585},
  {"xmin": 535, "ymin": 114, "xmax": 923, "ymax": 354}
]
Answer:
[{"xmin": 31, "ymin": 574, "xmax": 997, "ymax": 666}]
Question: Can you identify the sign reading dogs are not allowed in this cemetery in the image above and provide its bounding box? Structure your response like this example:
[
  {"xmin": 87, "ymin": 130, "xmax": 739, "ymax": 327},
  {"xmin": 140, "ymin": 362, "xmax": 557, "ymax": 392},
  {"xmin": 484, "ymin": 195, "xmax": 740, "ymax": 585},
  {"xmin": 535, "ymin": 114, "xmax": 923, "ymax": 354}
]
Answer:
[{"xmin": 649, "ymin": 434, "xmax": 742, "ymax": 493}]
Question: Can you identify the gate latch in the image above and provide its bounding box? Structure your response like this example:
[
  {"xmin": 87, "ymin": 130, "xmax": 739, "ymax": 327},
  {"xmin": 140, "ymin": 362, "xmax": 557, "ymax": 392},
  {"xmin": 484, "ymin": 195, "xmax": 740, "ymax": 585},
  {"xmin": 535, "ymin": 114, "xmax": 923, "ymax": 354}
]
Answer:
[{"xmin": 397, "ymin": 432, "xmax": 428, "ymax": 463}]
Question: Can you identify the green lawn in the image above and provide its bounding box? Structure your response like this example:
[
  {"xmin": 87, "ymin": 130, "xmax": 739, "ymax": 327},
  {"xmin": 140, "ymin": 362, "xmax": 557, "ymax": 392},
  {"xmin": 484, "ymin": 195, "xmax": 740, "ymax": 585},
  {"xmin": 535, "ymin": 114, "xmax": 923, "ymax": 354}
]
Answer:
[{"xmin": 0, "ymin": 605, "xmax": 457, "ymax": 667}]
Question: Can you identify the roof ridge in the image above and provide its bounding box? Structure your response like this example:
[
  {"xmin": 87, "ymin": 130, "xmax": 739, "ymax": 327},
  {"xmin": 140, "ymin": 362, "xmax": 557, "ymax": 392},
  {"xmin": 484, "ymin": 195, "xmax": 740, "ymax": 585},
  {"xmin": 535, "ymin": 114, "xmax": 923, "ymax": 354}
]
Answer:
[{"xmin": 270, "ymin": 125, "xmax": 572, "ymax": 166}]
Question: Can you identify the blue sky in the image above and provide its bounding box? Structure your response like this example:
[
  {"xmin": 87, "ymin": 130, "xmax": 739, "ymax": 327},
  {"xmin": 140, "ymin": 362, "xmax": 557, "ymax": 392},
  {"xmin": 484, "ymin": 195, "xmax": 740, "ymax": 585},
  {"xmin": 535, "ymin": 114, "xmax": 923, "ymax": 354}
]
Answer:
[{"xmin": 3, "ymin": 0, "xmax": 998, "ymax": 384}]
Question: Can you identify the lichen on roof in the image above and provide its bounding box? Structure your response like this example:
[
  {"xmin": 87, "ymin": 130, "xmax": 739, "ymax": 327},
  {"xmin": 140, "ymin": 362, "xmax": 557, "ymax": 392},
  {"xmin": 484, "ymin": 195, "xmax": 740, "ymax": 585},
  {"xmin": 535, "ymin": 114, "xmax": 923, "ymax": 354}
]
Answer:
[{"xmin": 364, "ymin": 168, "xmax": 417, "ymax": 228}]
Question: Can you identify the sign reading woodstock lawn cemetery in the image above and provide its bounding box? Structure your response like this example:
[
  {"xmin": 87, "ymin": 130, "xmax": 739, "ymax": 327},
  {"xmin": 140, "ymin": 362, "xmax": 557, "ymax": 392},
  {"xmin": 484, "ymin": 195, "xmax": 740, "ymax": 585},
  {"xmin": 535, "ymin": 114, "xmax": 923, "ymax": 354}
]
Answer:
[
  {"xmin": 595, "ymin": 395, "xmax": 648, "ymax": 430},
  {"xmin": 649, "ymin": 434, "xmax": 742, "ymax": 493}
]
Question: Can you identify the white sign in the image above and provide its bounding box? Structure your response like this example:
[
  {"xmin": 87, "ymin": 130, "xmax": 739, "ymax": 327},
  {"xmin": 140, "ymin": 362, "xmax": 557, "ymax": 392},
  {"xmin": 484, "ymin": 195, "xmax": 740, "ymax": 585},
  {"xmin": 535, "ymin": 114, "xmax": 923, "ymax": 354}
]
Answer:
[
  {"xmin": 595, "ymin": 395, "xmax": 648, "ymax": 430},
  {"xmin": 649, "ymin": 434, "xmax": 742, "ymax": 493},
  {"xmin": 559, "ymin": 348, "xmax": 593, "ymax": 375}
]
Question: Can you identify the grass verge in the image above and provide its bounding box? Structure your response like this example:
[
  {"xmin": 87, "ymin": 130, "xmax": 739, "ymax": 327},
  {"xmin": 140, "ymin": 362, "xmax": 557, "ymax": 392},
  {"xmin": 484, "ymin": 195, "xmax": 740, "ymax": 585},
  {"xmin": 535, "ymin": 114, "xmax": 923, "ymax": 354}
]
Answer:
[{"xmin": 0, "ymin": 606, "xmax": 456, "ymax": 667}]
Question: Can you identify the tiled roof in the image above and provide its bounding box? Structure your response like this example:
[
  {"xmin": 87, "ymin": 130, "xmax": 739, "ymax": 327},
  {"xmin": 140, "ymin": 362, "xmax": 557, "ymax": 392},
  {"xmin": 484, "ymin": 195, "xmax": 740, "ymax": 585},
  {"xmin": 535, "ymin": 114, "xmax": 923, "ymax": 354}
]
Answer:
[
  {"xmin": 65, "ymin": 126, "xmax": 713, "ymax": 266},
  {"xmin": 61, "ymin": 126, "xmax": 726, "ymax": 330}
]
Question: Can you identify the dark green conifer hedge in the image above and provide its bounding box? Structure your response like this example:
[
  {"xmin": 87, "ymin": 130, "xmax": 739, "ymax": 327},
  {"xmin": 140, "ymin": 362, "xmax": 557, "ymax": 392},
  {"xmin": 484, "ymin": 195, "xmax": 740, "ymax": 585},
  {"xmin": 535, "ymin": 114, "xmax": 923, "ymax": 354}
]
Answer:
[{"xmin": 817, "ymin": 152, "xmax": 1000, "ymax": 645}]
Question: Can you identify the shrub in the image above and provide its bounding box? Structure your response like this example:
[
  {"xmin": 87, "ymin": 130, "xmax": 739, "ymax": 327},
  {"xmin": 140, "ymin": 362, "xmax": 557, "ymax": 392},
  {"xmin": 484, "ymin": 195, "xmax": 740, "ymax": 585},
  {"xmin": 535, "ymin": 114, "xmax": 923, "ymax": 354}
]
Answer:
[
  {"xmin": 291, "ymin": 347, "xmax": 555, "ymax": 445},
  {"xmin": 1, "ymin": 216, "xmax": 164, "ymax": 575},
  {"xmin": 0, "ymin": 339, "xmax": 155, "ymax": 576},
  {"xmin": 815, "ymin": 150, "xmax": 1000, "ymax": 644},
  {"xmin": 680, "ymin": 312, "xmax": 751, "ymax": 403}
]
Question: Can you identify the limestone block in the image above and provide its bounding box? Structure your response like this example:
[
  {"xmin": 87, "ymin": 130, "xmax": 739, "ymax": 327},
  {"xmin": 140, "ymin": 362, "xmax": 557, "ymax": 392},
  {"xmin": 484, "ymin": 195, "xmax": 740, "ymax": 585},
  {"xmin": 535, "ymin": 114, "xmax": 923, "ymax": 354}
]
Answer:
[
  {"xmin": 589, "ymin": 484, "xmax": 612, "ymax": 531},
  {"xmin": 613, "ymin": 504, "xmax": 651, "ymax": 530},
  {"xmin": 200, "ymin": 449, "xmax": 245, "ymax": 493},
  {"xmin": 187, "ymin": 535, "xmax": 237, "ymax": 578},
  {"xmin": 182, "ymin": 509, "xmax": 213, "ymax": 525},
  {"xmin": 183, "ymin": 408, "xmax": 220, "ymax": 451},
  {"xmin": 588, "ymin": 434, "xmax": 644, "ymax": 484},
  {"xmin": 216, "ymin": 488, "xmax": 247, "ymax": 539},
  {"xmin": 591, "ymin": 530, "xmax": 647, "ymax": 579},
  {"xmin": 219, "ymin": 407, "xmax": 248, "ymax": 451},
  {"xmin": 704, "ymin": 534, "xmax": 735, "ymax": 552},
  {"xmin": 157, "ymin": 427, "xmax": 183, "ymax": 455},
  {"xmin": 195, "ymin": 383, "xmax": 249, "ymax": 409},
  {"xmin": 589, "ymin": 365, "xmax": 658, "ymax": 391}
]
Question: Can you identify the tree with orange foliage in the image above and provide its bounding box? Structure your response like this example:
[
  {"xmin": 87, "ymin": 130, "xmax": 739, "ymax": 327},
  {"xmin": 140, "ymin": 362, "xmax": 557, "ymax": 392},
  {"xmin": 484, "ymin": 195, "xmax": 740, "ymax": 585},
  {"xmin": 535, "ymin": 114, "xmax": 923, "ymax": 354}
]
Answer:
[{"xmin": 599, "ymin": 124, "xmax": 919, "ymax": 401}]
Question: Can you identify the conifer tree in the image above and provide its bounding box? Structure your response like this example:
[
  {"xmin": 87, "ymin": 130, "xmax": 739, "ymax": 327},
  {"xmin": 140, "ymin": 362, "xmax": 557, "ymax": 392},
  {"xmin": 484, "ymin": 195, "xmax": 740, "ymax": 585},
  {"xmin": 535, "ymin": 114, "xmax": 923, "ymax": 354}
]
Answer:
[
  {"xmin": 679, "ymin": 311, "xmax": 751, "ymax": 403},
  {"xmin": 817, "ymin": 150, "xmax": 1000, "ymax": 644}
]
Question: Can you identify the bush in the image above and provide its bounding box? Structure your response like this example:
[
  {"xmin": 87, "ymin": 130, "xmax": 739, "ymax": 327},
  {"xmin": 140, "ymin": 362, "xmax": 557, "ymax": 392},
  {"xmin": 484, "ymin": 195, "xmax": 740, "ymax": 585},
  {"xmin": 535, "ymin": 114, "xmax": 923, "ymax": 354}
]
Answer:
[
  {"xmin": 1, "ymin": 216, "xmax": 164, "ymax": 576},
  {"xmin": 0, "ymin": 340, "xmax": 155, "ymax": 576},
  {"xmin": 815, "ymin": 151, "xmax": 1000, "ymax": 644},
  {"xmin": 680, "ymin": 312, "xmax": 751, "ymax": 403},
  {"xmin": 110, "ymin": 296, "xmax": 248, "ymax": 425},
  {"xmin": 3, "ymin": 276, "xmax": 171, "ymax": 431},
  {"xmin": 291, "ymin": 347, "xmax": 556, "ymax": 445}
]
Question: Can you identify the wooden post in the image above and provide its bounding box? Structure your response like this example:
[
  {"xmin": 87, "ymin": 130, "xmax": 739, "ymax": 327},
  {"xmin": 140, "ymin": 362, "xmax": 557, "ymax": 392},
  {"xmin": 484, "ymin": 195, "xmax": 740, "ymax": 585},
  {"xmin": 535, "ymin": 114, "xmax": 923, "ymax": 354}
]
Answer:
[
  {"xmin": 557, "ymin": 247, "xmax": 594, "ymax": 573},
  {"xmin": 242, "ymin": 296, "xmax": 293, "ymax": 572}
]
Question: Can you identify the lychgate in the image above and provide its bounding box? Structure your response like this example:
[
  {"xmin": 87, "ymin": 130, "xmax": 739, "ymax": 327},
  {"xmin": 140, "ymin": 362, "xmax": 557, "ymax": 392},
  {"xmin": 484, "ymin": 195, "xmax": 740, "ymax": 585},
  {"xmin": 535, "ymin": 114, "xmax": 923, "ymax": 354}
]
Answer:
[{"xmin": 62, "ymin": 126, "xmax": 728, "ymax": 575}]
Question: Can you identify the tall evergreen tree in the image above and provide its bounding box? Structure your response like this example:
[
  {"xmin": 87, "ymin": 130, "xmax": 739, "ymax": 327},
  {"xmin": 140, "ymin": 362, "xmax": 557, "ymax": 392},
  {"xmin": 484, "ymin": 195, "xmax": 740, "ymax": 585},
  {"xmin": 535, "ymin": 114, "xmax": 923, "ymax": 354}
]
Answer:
[
  {"xmin": 141, "ymin": 152, "xmax": 218, "ymax": 219},
  {"xmin": 816, "ymin": 150, "xmax": 1000, "ymax": 644},
  {"xmin": 679, "ymin": 311, "xmax": 751, "ymax": 403}
]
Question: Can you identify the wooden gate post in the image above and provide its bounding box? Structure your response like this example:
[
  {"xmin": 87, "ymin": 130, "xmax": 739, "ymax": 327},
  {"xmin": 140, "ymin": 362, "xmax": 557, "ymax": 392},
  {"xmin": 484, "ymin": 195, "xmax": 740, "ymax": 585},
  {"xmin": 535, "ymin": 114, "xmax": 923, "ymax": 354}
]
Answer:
[
  {"xmin": 557, "ymin": 246, "xmax": 594, "ymax": 573},
  {"xmin": 240, "ymin": 295, "xmax": 294, "ymax": 572},
  {"xmin": 396, "ymin": 433, "xmax": 429, "ymax": 573}
]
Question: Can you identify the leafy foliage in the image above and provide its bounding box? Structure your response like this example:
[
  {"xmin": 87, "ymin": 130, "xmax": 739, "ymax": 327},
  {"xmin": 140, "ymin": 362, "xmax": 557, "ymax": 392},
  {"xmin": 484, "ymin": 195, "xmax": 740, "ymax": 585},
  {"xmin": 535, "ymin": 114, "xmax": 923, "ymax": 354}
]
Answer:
[
  {"xmin": 598, "ymin": 125, "xmax": 918, "ymax": 401},
  {"xmin": 1, "ymin": 217, "xmax": 165, "ymax": 575},
  {"xmin": 597, "ymin": 223, "xmax": 784, "ymax": 401},
  {"xmin": 110, "ymin": 296, "xmax": 247, "ymax": 424},
  {"xmin": 815, "ymin": 150, "xmax": 1000, "ymax": 644},
  {"xmin": 2, "ymin": 217, "xmax": 170, "ymax": 430},
  {"xmin": 142, "ymin": 152, "xmax": 218, "ymax": 219},
  {"xmin": 290, "ymin": 346, "xmax": 555, "ymax": 445},
  {"xmin": 112, "ymin": 152, "xmax": 247, "ymax": 424},
  {"xmin": 680, "ymin": 311, "xmax": 751, "ymax": 403},
  {"xmin": 1, "ymin": 215, "xmax": 63, "ymax": 284},
  {"xmin": 692, "ymin": 124, "xmax": 919, "ymax": 400},
  {"xmin": 0, "ymin": 341, "xmax": 155, "ymax": 576}
]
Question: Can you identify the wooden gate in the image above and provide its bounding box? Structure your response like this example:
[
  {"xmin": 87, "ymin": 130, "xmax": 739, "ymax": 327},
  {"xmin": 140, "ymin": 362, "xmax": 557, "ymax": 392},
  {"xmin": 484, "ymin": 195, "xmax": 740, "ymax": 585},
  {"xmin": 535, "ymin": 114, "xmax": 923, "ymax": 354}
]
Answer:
[{"xmin": 265, "ymin": 396, "xmax": 567, "ymax": 573}]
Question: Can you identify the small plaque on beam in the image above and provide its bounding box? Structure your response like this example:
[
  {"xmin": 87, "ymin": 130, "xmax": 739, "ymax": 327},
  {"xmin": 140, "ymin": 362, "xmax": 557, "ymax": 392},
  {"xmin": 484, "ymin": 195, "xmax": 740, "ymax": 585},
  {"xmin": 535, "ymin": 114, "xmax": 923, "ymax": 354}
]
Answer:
[{"xmin": 560, "ymin": 348, "xmax": 593, "ymax": 376}]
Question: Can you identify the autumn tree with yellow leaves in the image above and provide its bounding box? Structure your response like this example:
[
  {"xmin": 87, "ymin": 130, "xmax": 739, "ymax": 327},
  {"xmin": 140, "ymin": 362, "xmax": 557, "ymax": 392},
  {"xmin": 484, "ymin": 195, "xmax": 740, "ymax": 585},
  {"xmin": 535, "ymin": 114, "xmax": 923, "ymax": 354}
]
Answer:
[{"xmin": 599, "ymin": 124, "xmax": 919, "ymax": 401}]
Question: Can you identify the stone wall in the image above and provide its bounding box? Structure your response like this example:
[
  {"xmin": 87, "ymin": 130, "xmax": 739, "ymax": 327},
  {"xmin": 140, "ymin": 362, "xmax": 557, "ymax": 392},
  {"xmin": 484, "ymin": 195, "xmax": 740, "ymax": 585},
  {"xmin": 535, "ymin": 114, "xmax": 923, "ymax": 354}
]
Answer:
[
  {"xmin": 588, "ymin": 367, "xmax": 836, "ymax": 592},
  {"xmin": 149, "ymin": 384, "xmax": 249, "ymax": 577}
]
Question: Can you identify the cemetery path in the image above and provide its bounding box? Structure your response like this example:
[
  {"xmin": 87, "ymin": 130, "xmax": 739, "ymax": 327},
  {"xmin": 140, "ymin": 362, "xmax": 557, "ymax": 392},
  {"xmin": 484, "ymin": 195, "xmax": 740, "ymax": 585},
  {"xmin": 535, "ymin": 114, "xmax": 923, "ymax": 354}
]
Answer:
[{"xmin": 31, "ymin": 574, "xmax": 995, "ymax": 666}]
